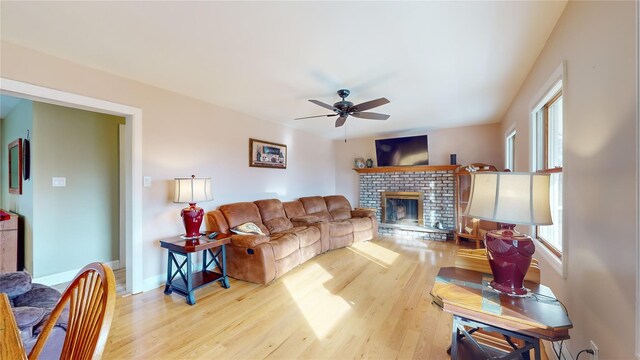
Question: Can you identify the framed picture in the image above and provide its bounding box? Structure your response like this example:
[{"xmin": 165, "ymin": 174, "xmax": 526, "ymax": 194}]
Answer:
[
  {"xmin": 249, "ymin": 138, "xmax": 287, "ymax": 169},
  {"xmin": 8, "ymin": 138, "xmax": 23, "ymax": 194}
]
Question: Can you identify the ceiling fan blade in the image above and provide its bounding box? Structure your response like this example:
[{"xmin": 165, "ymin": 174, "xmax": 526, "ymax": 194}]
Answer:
[
  {"xmin": 351, "ymin": 112, "xmax": 390, "ymax": 120},
  {"xmin": 335, "ymin": 116, "xmax": 347, "ymax": 128},
  {"xmin": 294, "ymin": 114, "xmax": 338, "ymax": 120},
  {"xmin": 351, "ymin": 97, "xmax": 390, "ymax": 112},
  {"xmin": 309, "ymin": 99, "xmax": 337, "ymax": 111}
]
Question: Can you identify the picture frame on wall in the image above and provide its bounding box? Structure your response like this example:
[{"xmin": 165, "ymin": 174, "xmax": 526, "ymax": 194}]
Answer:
[
  {"xmin": 8, "ymin": 138, "xmax": 23, "ymax": 195},
  {"xmin": 249, "ymin": 138, "xmax": 287, "ymax": 169}
]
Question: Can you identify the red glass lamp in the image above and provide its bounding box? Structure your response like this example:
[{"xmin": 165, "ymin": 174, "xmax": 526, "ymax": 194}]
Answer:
[
  {"xmin": 174, "ymin": 175, "xmax": 213, "ymax": 239},
  {"xmin": 464, "ymin": 172, "xmax": 552, "ymax": 296}
]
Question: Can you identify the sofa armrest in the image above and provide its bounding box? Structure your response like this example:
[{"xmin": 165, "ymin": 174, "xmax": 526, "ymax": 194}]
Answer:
[
  {"xmin": 351, "ymin": 209, "xmax": 375, "ymax": 218},
  {"xmin": 230, "ymin": 234, "xmax": 270, "ymax": 248},
  {"xmin": 290, "ymin": 215, "xmax": 321, "ymax": 226}
]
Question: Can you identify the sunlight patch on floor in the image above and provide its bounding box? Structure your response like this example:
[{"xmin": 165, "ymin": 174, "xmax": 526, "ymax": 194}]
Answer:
[
  {"xmin": 282, "ymin": 262, "xmax": 351, "ymax": 339},
  {"xmin": 348, "ymin": 241, "xmax": 399, "ymax": 267}
]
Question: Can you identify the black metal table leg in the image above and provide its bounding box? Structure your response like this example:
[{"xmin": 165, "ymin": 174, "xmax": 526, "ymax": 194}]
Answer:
[
  {"xmin": 221, "ymin": 244, "xmax": 230, "ymax": 288},
  {"xmin": 164, "ymin": 250, "xmax": 173, "ymax": 295},
  {"xmin": 186, "ymin": 253, "xmax": 195, "ymax": 305},
  {"xmin": 451, "ymin": 315, "xmax": 460, "ymax": 359}
]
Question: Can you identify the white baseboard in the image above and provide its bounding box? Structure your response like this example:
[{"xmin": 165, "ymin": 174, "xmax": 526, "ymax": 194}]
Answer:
[
  {"xmin": 33, "ymin": 260, "xmax": 120, "ymax": 286},
  {"xmin": 143, "ymin": 274, "xmax": 166, "ymax": 292}
]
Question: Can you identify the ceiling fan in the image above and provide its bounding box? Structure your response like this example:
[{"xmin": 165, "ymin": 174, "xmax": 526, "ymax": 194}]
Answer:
[{"xmin": 295, "ymin": 89, "xmax": 390, "ymax": 128}]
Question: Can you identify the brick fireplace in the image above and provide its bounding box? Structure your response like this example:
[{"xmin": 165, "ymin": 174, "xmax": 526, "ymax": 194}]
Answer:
[{"xmin": 357, "ymin": 166, "xmax": 456, "ymax": 241}]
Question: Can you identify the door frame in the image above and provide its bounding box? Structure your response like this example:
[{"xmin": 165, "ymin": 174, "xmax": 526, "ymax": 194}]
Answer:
[{"xmin": 0, "ymin": 77, "xmax": 143, "ymax": 294}]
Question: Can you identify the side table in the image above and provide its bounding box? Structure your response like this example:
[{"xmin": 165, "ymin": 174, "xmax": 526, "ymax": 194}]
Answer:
[
  {"xmin": 160, "ymin": 233, "xmax": 231, "ymax": 305},
  {"xmin": 431, "ymin": 267, "xmax": 572, "ymax": 360}
]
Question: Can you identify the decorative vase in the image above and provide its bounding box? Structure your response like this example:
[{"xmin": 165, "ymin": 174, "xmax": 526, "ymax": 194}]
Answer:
[{"xmin": 485, "ymin": 224, "xmax": 535, "ymax": 296}]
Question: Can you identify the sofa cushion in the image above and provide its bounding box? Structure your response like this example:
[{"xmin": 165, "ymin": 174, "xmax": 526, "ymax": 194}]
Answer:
[
  {"xmin": 254, "ymin": 199, "xmax": 293, "ymax": 233},
  {"xmin": 329, "ymin": 220, "xmax": 353, "ymax": 237},
  {"xmin": 220, "ymin": 202, "xmax": 269, "ymax": 235},
  {"xmin": 325, "ymin": 195, "xmax": 353, "ymax": 221},
  {"xmin": 299, "ymin": 196, "xmax": 332, "ymax": 221},
  {"xmin": 13, "ymin": 284, "xmax": 61, "ymax": 309},
  {"xmin": 269, "ymin": 233, "xmax": 300, "ymax": 260},
  {"xmin": 283, "ymin": 200, "xmax": 306, "ymax": 218},
  {"xmin": 289, "ymin": 215, "xmax": 321, "ymax": 224},
  {"xmin": 12, "ymin": 306, "xmax": 46, "ymax": 329},
  {"xmin": 281, "ymin": 226, "xmax": 321, "ymax": 247},
  {"xmin": 231, "ymin": 222, "xmax": 266, "ymax": 235},
  {"xmin": 0, "ymin": 271, "xmax": 32, "ymax": 298}
]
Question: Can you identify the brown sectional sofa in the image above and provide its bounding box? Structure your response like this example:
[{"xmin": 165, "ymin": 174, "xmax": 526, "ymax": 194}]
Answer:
[{"xmin": 206, "ymin": 195, "xmax": 378, "ymax": 284}]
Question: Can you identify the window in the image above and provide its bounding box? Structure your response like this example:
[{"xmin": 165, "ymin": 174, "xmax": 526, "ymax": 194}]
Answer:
[
  {"xmin": 532, "ymin": 81, "xmax": 563, "ymax": 258},
  {"xmin": 505, "ymin": 129, "xmax": 516, "ymax": 171}
]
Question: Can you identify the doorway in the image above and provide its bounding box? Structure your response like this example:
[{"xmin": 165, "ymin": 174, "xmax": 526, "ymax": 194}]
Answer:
[{"xmin": 0, "ymin": 78, "xmax": 143, "ymax": 294}]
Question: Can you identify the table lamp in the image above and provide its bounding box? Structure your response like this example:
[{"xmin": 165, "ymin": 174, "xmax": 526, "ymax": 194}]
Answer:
[
  {"xmin": 464, "ymin": 172, "xmax": 552, "ymax": 296},
  {"xmin": 174, "ymin": 175, "xmax": 213, "ymax": 239}
]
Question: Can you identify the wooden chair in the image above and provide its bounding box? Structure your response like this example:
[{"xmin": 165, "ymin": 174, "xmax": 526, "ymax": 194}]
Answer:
[
  {"xmin": 28, "ymin": 262, "xmax": 116, "ymax": 360},
  {"xmin": 453, "ymin": 249, "xmax": 542, "ymax": 355}
]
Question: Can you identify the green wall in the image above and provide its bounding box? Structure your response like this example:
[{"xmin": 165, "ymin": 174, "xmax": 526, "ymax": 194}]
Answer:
[
  {"xmin": 1, "ymin": 100, "xmax": 34, "ymax": 273},
  {"xmin": 32, "ymin": 103, "xmax": 124, "ymax": 277},
  {"xmin": 2, "ymin": 100, "xmax": 124, "ymax": 277}
]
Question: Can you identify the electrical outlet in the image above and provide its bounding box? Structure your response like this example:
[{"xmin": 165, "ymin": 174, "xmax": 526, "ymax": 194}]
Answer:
[{"xmin": 589, "ymin": 340, "xmax": 599, "ymax": 360}]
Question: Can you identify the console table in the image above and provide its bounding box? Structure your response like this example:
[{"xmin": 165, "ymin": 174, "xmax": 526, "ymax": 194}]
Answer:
[
  {"xmin": 160, "ymin": 233, "xmax": 231, "ymax": 305},
  {"xmin": 431, "ymin": 267, "xmax": 572, "ymax": 360}
]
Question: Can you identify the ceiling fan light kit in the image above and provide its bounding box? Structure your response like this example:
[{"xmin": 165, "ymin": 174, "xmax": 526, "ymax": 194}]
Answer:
[{"xmin": 295, "ymin": 89, "xmax": 390, "ymax": 128}]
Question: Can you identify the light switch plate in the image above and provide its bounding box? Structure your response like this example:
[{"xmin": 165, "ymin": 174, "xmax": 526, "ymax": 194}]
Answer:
[
  {"xmin": 143, "ymin": 176, "xmax": 152, "ymax": 187},
  {"xmin": 52, "ymin": 177, "xmax": 66, "ymax": 187}
]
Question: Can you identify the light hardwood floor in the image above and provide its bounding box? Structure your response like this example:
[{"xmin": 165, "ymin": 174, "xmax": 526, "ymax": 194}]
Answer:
[{"xmin": 103, "ymin": 236, "xmax": 472, "ymax": 359}]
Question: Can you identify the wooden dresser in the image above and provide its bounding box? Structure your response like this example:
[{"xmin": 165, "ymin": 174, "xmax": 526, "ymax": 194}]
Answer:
[{"xmin": 0, "ymin": 211, "xmax": 19, "ymax": 273}]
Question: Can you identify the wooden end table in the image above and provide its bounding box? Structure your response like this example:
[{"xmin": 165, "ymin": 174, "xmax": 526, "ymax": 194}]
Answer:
[
  {"xmin": 430, "ymin": 267, "xmax": 572, "ymax": 360},
  {"xmin": 160, "ymin": 233, "xmax": 231, "ymax": 305}
]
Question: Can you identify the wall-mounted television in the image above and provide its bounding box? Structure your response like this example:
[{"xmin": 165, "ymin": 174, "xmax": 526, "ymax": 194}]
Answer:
[{"xmin": 375, "ymin": 135, "xmax": 429, "ymax": 167}]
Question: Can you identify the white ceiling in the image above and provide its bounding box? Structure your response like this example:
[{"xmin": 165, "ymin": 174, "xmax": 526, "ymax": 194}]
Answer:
[{"xmin": 0, "ymin": 1, "xmax": 566, "ymax": 139}]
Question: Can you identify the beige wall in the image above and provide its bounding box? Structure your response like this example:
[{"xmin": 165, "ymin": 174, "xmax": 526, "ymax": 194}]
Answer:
[
  {"xmin": 334, "ymin": 123, "xmax": 503, "ymax": 206},
  {"xmin": 499, "ymin": 1, "xmax": 637, "ymax": 358},
  {"xmin": 1, "ymin": 99, "xmax": 34, "ymax": 272},
  {"xmin": 32, "ymin": 103, "xmax": 124, "ymax": 277},
  {"xmin": 0, "ymin": 41, "xmax": 336, "ymax": 285}
]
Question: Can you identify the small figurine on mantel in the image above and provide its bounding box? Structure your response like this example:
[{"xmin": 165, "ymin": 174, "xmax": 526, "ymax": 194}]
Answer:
[
  {"xmin": 354, "ymin": 158, "xmax": 365, "ymax": 169},
  {"xmin": 366, "ymin": 159, "xmax": 373, "ymax": 168}
]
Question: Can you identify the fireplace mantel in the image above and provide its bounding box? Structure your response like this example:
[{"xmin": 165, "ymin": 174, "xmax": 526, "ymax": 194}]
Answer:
[{"xmin": 353, "ymin": 165, "xmax": 457, "ymax": 173}]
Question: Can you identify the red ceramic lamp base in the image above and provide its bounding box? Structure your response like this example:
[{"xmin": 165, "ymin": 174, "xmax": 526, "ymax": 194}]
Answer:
[
  {"xmin": 181, "ymin": 203, "xmax": 204, "ymax": 239},
  {"xmin": 485, "ymin": 224, "xmax": 536, "ymax": 296}
]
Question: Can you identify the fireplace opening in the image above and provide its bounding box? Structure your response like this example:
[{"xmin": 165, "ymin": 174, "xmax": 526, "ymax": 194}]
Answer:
[{"xmin": 381, "ymin": 191, "xmax": 424, "ymax": 226}]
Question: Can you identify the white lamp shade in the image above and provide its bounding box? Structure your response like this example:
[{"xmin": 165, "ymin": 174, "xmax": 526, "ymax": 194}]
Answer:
[
  {"xmin": 173, "ymin": 177, "xmax": 213, "ymax": 204},
  {"xmin": 464, "ymin": 172, "xmax": 552, "ymax": 225}
]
